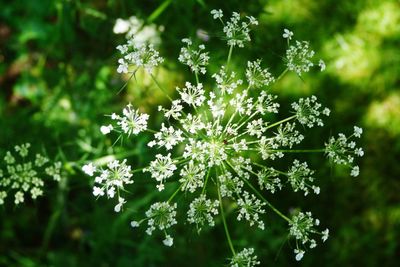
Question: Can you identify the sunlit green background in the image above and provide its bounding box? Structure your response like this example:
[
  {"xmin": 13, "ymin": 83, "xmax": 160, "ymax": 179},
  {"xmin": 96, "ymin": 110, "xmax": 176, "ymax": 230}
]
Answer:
[{"xmin": 1, "ymin": 0, "xmax": 399, "ymax": 266}]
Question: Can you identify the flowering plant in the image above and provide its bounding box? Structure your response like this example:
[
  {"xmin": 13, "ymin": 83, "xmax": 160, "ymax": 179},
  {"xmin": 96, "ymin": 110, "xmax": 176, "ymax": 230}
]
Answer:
[
  {"xmin": 83, "ymin": 10, "xmax": 363, "ymax": 266},
  {"xmin": 0, "ymin": 143, "xmax": 63, "ymax": 205}
]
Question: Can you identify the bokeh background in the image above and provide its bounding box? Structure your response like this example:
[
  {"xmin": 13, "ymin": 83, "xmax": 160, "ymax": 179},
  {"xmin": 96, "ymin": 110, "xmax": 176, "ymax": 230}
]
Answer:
[{"xmin": 1, "ymin": 0, "xmax": 399, "ymax": 266}]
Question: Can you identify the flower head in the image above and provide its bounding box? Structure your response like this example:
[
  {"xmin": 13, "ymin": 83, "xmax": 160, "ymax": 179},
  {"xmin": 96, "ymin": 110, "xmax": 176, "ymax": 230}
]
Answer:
[
  {"xmin": 229, "ymin": 248, "xmax": 260, "ymax": 267},
  {"xmin": 117, "ymin": 39, "xmax": 164, "ymax": 73},
  {"xmin": 283, "ymin": 28, "xmax": 294, "ymax": 40},
  {"xmin": 0, "ymin": 143, "xmax": 62, "ymax": 205},
  {"xmin": 179, "ymin": 39, "xmax": 210, "ymax": 74}
]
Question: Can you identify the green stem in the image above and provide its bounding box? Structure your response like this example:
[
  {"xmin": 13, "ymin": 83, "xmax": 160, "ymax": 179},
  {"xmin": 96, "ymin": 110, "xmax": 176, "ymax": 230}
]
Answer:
[
  {"xmin": 167, "ymin": 183, "xmax": 183, "ymax": 203},
  {"xmin": 273, "ymin": 149, "xmax": 325, "ymax": 153},
  {"xmin": 276, "ymin": 68, "xmax": 288, "ymax": 82},
  {"xmin": 226, "ymin": 45, "xmax": 233, "ymax": 68},
  {"xmin": 265, "ymin": 115, "xmax": 297, "ymax": 130},
  {"xmin": 217, "ymin": 180, "xmax": 236, "ymax": 256},
  {"xmin": 201, "ymin": 168, "xmax": 211, "ymax": 195},
  {"xmin": 150, "ymin": 73, "xmax": 173, "ymax": 101},
  {"xmin": 195, "ymin": 71, "xmax": 200, "ymax": 85}
]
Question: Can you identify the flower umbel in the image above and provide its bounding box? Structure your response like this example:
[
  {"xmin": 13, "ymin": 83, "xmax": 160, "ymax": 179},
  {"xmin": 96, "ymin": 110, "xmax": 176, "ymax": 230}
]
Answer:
[
  {"xmin": 0, "ymin": 143, "xmax": 62, "ymax": 205},
  {"xmin": 82, "ymin": 9, "xmax": 364, "ymax": 265}
]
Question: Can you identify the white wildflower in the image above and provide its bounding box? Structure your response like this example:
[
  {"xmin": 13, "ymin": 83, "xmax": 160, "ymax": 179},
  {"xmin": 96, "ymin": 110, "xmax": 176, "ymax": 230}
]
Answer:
[
  {"xmin": 211, "ymin": 9, "xmax": 223, "ymax": 19},
  {"xmin": 187, "ymin": 195, "xmax": 219, "ymax": 231},
  {"xmin": 285, "ymin": 40, "xmax": 315, "ymax": 76},
  {"xmin": 178, "ymin": 39, "xmax": 209, "ymax": 74},
  {"xmin": 318, "ymin": 59, "xmax": 326, "ymax": 71},
  {"xmin": 163, "ymin": 235, "xmax": 174, "ymax": 247},
  {"xmin": 144, "ymin": 154, "xmax": 177, "ymax": 191},
  {"xmin": 283, "ymin": 28, "xmax": 294, "ymax": 40},
  {"xmin": 230, "ymin": 248, "xmax": 260, "ymax": 267},
  {"xmin": 82, "ymin": 163, "xmax": 96, "ymax": 176},
  {"xmin": 100, "ymin": 124, "xmax": 113, "ymax": 135}
]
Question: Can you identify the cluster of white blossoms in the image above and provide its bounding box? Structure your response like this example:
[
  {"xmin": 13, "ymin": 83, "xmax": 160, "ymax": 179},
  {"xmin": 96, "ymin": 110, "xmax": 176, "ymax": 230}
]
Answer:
[
  {"xmin": 116, "ymin": 38, "xmax": 164, "ymax": 74},
  {"xmin": 230, "ymin": 248, "xmax": 260, "ymax": 267},
  {"xmin": 282, "ymin": 30, "xmax": 326, "ymax": 76},
  {"xmin": 178, "ymin": 38, "xmax": 210, "ymax": 75},
  {"xmin": 100, "ymin": 103, "xmax": 149, "ymax": 136},
  {"xmin": 187, "ymin": 195, "xmax": 219, "ymax": 232},
  {"xmin": 289, "ymin": 211, "xmax": 329, "ymax": 261},
  {"xmin": 325, "ymin": 126, "xmax": 364, "ymax": 177},
  {"xmin": 211, "ymin": 10, "xmax": 258, "ymax": 48},
  {"xmin": 0, "ymin": 143, "xmax": 63, "ymax": 205},
  {"xmin": 82, "ymin": 9, "xmax": 364, "ymax": 266},
  {"xmin": 82, "ymin": 159, "xmax": 133, "ymax": 212}
]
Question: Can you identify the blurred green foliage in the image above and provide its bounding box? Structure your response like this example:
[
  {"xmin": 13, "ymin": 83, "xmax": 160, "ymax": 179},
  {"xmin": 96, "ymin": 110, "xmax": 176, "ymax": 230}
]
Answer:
[{"xmin": 0, "ymin": 0, "xmax": 399, "ymax": 266}]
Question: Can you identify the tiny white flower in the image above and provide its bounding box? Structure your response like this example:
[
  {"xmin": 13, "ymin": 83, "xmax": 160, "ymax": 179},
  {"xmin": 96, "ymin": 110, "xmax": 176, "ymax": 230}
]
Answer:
[
  {"xmin": 82, "ymin": 163, "xmax": 96, "ymax": 176},
  {"xmin": 322, "ymin": 228, "xmax": 329, "ymax": 242},
  {"xmin": 354, "ymin": 126, "xmax": 363, "ymax": 138},
  {"xmin": 163, "ymin": 235, "xmax": 174, "ymax": 247},
  {"xmin": 283, "ymin": 28, "xmax": 294, "ymax": 40},
  {"xmin": 318, "ymin": 59, "xmax": 326, "ymax": 71},
  {"xmin": 350, "ymin": 165, "xmax": 360, "ymax": 177},
  {"xmin": 107, "ymin": 187, "xmax": 116, "ymax": 198},
  {"xmin": 355, "ymin": 148, "xmax": 364, "ymax": 157},
  {"xmin": 294, "ymin": 249, "xmax": 305, "ymax": 261},
  {"xmin": 130, "ymin": 221, "xmax": 140, "ymax": 228},
  {"xmin": 100, "ymin": 124, "xmax": 113, "ymax": 135},
  {"xmin": 14, "ymin": 191, "xmax": 24, "ymax": 205},
  {"xmin": 93, "ymin": 186, "xmax": 104, "ymax": 196},
  {"xmin": 114, "ymin": 197, "xmax": 126, "ymax": 212},
  {"xmin": 156, "ymin": 183, "xmax": 165, "ymax": 191},
  {"xmin": 210, "ymin": 9, "xmax": 223, "ymax": 19},
  {"xmin": 113, "ymin": 18, "xmax": 130, "ymax": 34}
]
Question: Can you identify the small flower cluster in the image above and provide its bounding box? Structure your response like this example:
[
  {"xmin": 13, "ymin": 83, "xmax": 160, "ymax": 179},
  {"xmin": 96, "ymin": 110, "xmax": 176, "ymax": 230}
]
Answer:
[
  {"xmin": 212, "ymin": 10, "xmax": 258, "ymax": 48},
  {"xmin": 292, "ymin": 95, "xmax": 331, "ymax": 128},
  {"xmin": 237, "ymin": 191, "xmax": 266, "ymax": 230},
  {"xmin": 283, "ymin": 30, "xmax": 325, "ymax": 76},
  {"xmin": 289, "ymin": 211, "xmax": 329, "ymax": 261},
  {"xmin": 287, "ymin": 160, "xmax": 318, "ymax": 196},
  {"xmin": 117, "ymin": 38, "xmax": 164, "ymax": 74},
  {"xmin": 0, "ymin": 143, "xmax": 63, "ymax": 205},
  {"xmin": 178, "ymin": 38, "xmax": 210, "ymax": 74},
  {"xmin": 187, "ymin": 195, "xmax": 219, "ymax": 232},
  {"xmin": 131, "ymin": 201, "xmax": 177, "ymax": 246},
  {"xmin": 229, "ymin": 248, "xmax": 260, "ymax": 267},
  {"xmin": 100, "ymin": 103, "xmax": 149, "ymax": 136},
  {"xmin": 325, "ymin": 126, "xmax": 364, "ymax": 177},
  {"xmin": 82, "ymin": 159, "xmax": 133, "ymax": 212},
  {"xmin": 83, "ymin": 9, "xmax": 363, "ymax": 266},
  {"xmin": 245, "ymin": 60, "xmax": 275, "ymax": 88}
]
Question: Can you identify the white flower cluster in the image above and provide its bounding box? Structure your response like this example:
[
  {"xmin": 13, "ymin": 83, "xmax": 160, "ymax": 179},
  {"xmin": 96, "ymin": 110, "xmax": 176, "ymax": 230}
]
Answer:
[
  {"xmin": 325, "ymin": 126, "xmax": 364, "ymax": 177},
  {"xmin": 187, "ymin": 195, "xmax": 219, "ymax": 232},
  {"xmin": 142, "ymin": 201, "xmax": 177, "ymax": 246},
  {"xmin": 100, "ymin": 104, "xmax": 149, "ymax": 136},
  {"xmin": 257, "ymin": 167, "xmax": 282, "ymax": 193},
  {"xmin": 178, "ymin": 38, "xmax": 210, "ymax": 74},
  {"xmin": 117, "ymin": 38, "xmax": 164, "ymax": 74},
  {"xmin": 144, "ymin": 153, "xmax": 177, "ymax": 191},
  {"xmin": 237, "ymin": 191, "xmax": 266, "ymax": 230},
  {"xmin": 283, "ymin": 30, "xmax": 325, "ymax": 76},
  {"xmin": 212, "ymin": 10, "xmax": 258, "ymax": 48},
  {"xmin": 289, "ymin": 211, "xmax": 329, "ymax": 261},
  {"xmin": 113, "ymin": 16, "xmax": 161, "ymax": 45},
  {"xmin": 292, "ymin": 95, "xmax": 330, "ymax": 128},
  {"xmin": 82, "ymin": 9, "xmax": 364, "ymax": 265},
  {"xmin": 287, "ymin": 160, "xmax": 319, "ymax": 196},
  {"xmin": 246, "ymin": 60, "xmax": 275, "ymax": 88},
  {"xmin": 0, "ymin": 143, "xmax": 62, "ymax": 205},
  {"xmin": 229, "ymin": 248, "xmax": 260, "ymax": 267},
  {"xmin": 82, "ymin": 160, "xmax": 133, "ymax": 212}
]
